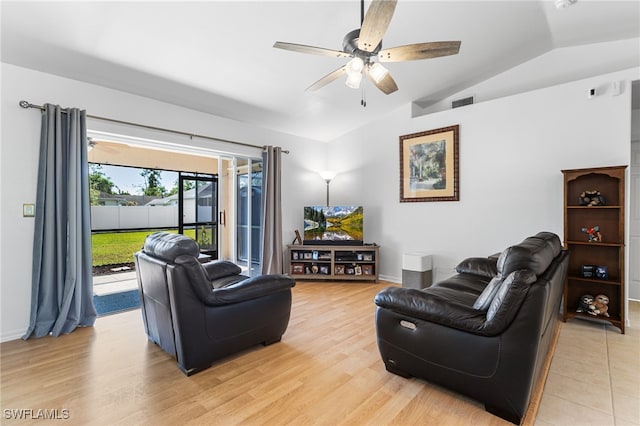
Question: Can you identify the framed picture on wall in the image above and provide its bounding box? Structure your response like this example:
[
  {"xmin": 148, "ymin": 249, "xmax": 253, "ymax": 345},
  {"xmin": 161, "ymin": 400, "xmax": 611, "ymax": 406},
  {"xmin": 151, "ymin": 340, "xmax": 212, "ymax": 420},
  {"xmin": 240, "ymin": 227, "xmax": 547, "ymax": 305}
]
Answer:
[{"xmin": 399, "ymin": 125, "xmax": 459, "ymax": 202}]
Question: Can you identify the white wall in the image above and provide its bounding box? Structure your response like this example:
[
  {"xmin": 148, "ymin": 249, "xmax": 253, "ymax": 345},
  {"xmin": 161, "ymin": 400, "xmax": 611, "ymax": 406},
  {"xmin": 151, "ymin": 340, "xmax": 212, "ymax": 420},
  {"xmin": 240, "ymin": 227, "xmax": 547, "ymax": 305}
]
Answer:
[
  {"xmin": 0, "ymin": 63, "xmax": 326, "ymax": 341},
  {"xmin": 330, "ymin": 69, "xmax": 638, "ymax": 283}
]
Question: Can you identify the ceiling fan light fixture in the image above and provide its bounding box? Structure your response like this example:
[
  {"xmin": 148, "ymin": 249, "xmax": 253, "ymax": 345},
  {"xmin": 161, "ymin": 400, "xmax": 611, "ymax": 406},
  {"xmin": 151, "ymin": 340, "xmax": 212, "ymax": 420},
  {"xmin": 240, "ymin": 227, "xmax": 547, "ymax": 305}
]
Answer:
[
  {"xmin": 346, "ymin": 57, "xmax": 364, "ymax": 76},
  {"xmin": 345, "ymin": 70, "xmax": 363, "ymax": 89},
  {"xmin": 369, "ymin": 62, "xmax": 389, "ymax": 83}
]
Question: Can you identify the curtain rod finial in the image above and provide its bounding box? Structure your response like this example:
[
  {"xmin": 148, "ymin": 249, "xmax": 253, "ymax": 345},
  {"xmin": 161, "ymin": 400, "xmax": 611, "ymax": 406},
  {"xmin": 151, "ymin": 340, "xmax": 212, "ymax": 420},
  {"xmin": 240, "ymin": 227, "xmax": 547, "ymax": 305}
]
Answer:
[{"xmin": 19, "ymin": 100, "xmax": 31, "ymax": 108}]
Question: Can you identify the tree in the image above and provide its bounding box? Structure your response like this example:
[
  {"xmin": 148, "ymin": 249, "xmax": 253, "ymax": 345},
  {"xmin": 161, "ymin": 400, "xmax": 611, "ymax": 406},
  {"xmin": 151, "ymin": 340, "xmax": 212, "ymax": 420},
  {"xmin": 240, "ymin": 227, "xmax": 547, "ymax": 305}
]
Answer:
[
  {"xmin": 166, "ymin": 178, "xmax": 194, "ymax": 196},
  {"xmin": 89, "ymin": 164, "xmax": 117, "ymax": 205},
  {"xmin": 140, "ymin": 169, "xmax": 166, "ymax": 197},
  {"xmin": 89, "ymin": 164, "xmax": 116, "ymax": 193}
]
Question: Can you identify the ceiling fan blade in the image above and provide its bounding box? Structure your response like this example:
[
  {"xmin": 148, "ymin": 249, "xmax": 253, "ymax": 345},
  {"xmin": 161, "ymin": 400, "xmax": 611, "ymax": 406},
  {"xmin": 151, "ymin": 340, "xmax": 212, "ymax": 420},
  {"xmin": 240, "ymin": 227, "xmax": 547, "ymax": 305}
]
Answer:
[
  {"xmin": 273, "ymin": 41, "xmax": 351, "ymax": 58},
  {"xmin": 365, "ymin": 65, "xmax": 398, "ymax": 95},
  {"xmin": 306, "ymin": 66, "xmax": 347, "ymax": 92},
  {"xmin": 357, "ymin": 0, "xmax": 397, "ymax": 52},
  {"xmin": 378, "ymin": 41, "xmax": 461, "ymax": 62}
]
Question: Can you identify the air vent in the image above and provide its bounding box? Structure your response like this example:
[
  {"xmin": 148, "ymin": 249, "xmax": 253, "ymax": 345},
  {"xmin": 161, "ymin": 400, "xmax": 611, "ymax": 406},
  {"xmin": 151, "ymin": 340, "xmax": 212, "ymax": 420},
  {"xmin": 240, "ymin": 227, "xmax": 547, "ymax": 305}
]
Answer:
[{"xmin": 452, "ymin": 96, "xmax": 474, "ymax": 109}]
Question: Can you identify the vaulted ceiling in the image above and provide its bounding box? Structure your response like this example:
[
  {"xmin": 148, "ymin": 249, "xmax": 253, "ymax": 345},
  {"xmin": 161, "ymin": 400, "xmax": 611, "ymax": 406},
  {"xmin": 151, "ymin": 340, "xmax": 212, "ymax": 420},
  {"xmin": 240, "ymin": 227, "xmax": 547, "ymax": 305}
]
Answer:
[{"xmin": 2, "ymin": 1, "xmax": 639, "ymax": 142}]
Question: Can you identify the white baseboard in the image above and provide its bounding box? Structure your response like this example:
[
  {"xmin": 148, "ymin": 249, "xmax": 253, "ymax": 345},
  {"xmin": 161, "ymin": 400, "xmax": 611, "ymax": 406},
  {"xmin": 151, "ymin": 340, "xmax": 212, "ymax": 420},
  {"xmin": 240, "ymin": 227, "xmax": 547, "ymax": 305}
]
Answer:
[
  {"xmin": 378, "ymin": 274, "xmax": 400, "ymax": 284},
  {"xmin": 1, "ymin": 329, "xmax": 26, "ymax": 343}
]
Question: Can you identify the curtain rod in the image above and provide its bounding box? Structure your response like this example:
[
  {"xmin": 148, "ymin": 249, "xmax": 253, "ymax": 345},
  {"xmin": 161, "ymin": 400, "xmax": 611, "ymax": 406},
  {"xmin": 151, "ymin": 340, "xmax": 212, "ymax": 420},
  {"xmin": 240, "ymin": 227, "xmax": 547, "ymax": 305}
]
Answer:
[{"xmin": 18, "ymin": 100, "xmax": 289, "ymax": 154}]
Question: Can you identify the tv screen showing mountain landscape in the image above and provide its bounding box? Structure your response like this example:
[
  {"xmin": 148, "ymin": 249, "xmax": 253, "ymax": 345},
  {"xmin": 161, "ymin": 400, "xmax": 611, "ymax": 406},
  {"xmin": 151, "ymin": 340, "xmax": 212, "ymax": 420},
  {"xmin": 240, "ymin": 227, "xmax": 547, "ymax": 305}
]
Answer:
[{"xmin": 303, "ymin": 206, "xmax": 363, "ymax": 242}]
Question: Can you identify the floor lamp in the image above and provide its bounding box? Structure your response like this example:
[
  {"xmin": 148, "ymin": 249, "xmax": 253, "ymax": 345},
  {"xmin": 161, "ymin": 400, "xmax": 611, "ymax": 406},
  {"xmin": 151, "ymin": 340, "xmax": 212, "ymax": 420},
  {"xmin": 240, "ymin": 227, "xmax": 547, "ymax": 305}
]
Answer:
[{"xmin": 319, "ymin": 171, "xmax": 337, "ymax": 206}]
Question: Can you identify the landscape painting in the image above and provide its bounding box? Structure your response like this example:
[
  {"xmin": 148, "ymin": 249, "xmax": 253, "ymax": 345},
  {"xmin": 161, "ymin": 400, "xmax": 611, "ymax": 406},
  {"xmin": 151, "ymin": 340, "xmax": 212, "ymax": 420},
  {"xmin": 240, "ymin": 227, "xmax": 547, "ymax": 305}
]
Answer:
[{"xmin": 399, "ymin": 125, "xmax": 459, "ymax": 202}]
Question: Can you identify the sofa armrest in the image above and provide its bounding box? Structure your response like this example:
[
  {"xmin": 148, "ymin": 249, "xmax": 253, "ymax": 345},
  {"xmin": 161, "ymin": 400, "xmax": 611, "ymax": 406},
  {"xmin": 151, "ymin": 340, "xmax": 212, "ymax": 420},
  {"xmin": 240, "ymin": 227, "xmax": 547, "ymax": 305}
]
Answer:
[
  {"xmin": 175, "ymin": 255, "xmax": 295, "ymax": 306},
  {"xmin": 202, "ymin": 260, "xmax": 242, "ymax": 281},
  {"xmin": 210, "ymin": 275, "xmax": 295, "ymax": 305},
  {"xmin": 455, "ymin": 257, "xmax": 498, "ymax": 278},
  {"xmin": 374, "ymin": 287, "xmax": 489, "ymax": 335}
]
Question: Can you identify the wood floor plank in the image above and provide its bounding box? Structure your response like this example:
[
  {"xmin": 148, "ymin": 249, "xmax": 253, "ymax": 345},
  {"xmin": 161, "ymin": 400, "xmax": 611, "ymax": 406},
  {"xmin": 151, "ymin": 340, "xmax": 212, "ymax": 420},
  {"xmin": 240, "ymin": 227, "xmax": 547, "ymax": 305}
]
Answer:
[{"xmin": 1, "ymin": 281, "xmax": 542, "ymax": 425}]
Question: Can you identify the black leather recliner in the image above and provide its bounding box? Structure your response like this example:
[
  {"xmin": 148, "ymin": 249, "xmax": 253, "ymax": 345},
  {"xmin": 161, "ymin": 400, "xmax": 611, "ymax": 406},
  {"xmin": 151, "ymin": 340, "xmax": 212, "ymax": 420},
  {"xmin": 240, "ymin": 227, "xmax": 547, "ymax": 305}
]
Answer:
[
  {"xmin": 374, "ymin": 232, "xmax": 568, "ymax": 424},
  {"xmin": 134, "ymin": 232, "xmax": 295, "ymax": 375}
]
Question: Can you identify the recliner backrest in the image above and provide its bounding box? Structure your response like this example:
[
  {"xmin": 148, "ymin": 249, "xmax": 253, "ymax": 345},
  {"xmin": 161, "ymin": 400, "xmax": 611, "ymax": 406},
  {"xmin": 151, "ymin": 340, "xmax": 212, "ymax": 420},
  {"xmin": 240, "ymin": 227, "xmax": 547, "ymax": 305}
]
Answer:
[
  {"xmin": 497, "ymin": 232, "xmax": 561, "ymax": 277},
  {"xmin": 143, "ymin": 232, "xmax": 200, "ymax": 262},
  {"xmin": 473, "ymin": 232, "xmax": 561, "ymax": 312}
]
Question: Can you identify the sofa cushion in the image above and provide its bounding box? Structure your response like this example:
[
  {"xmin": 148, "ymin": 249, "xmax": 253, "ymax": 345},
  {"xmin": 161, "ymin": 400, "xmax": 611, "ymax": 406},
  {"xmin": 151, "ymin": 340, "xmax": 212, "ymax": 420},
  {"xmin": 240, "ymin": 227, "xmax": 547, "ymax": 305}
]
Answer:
[
  {"xmin": 472, "ymin": 276, "xmax": 503, "ymax": 311},
  {"xmin": 143, "ymin": 232, "xmax": 199, "ymax": 263},
  {"xmin": 486, "ymin": 269, "xmax": 537, "ymax": 323},
  {"xmin": 431, "ymin": 273, "xmax": 489, "ymax": 296},
  {"xmin": 455, "ymin": 257, "xmax": 498, "ymax": 278}
]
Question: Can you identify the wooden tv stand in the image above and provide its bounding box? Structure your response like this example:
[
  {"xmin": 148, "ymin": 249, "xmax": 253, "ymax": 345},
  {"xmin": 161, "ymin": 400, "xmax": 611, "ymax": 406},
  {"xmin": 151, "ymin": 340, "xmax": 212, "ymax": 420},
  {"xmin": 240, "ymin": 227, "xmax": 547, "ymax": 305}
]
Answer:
[{"xmin": 287, "ymin": 244, "xmax": 379, "ymax": 282}]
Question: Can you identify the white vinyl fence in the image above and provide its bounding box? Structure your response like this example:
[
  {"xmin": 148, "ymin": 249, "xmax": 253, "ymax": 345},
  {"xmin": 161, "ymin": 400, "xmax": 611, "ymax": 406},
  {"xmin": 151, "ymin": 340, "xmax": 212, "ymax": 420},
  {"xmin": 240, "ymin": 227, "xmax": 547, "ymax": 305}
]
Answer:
[{"xmin": 91, "ymin": 206, "xmax": 179, "ymax": 231}]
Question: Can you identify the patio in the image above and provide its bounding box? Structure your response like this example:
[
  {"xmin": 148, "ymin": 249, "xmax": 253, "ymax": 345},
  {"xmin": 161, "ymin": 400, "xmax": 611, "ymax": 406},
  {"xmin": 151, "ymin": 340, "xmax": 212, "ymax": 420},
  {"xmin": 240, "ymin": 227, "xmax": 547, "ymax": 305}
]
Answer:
[{"xmin": 93, "ymin": 271, "xmax": 138, "ymax": 296}]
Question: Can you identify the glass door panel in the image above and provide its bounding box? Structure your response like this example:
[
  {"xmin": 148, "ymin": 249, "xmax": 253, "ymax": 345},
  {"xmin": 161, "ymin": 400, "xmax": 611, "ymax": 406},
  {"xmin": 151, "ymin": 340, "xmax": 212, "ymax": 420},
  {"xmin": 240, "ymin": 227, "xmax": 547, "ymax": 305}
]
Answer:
[{"xmin": 179, "ymin": 173, "xmax": 218, "ymax": 258}]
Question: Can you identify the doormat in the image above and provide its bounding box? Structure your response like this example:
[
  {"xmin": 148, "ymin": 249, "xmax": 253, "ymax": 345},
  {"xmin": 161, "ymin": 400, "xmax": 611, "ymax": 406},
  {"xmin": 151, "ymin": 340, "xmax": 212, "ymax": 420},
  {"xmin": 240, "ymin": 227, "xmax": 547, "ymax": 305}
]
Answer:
[{"xmin": 93, "ymin": 290, "xmax": 141, "ymax": 316}]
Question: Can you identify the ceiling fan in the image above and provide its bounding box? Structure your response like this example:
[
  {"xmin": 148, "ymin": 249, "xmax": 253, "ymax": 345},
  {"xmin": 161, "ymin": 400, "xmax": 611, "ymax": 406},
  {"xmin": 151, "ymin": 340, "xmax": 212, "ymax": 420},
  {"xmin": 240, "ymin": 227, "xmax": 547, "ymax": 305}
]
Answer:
[{"xmin": 273, "ymin": 0, "xmax": 461, "ymax": 102}]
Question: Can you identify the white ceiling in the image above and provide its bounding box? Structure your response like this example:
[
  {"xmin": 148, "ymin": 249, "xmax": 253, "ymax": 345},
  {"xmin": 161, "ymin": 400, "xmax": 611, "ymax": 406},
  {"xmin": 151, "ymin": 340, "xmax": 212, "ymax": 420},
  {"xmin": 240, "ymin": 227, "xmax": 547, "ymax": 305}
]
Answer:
[{"xmin": 2, "ymin": 1, "xmax": 639, "ymax": 142}]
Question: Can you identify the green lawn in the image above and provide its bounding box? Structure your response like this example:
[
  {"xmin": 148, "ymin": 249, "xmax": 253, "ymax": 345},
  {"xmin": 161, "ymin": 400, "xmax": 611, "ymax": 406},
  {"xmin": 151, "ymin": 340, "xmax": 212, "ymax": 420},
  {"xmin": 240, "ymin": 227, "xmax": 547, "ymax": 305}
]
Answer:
[{"xmin": 92, "ymin": 229, "xmax": 195, "ymax": 267}]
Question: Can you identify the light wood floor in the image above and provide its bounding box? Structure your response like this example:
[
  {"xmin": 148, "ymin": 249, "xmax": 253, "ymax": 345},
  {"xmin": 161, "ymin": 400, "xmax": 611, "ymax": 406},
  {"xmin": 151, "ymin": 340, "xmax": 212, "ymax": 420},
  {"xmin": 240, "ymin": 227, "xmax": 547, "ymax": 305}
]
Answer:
[{"xmin": 2, "ymin": 281, "xmax": 553, "ymax": 425}]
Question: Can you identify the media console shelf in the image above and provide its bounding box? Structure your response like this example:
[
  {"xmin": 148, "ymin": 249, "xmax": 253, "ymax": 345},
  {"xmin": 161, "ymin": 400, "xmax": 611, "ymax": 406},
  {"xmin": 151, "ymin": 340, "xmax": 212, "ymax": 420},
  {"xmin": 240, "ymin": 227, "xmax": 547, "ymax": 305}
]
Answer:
[{"xmin": 287, "ymin": 244, "xmax": 379, "ymax": 282}]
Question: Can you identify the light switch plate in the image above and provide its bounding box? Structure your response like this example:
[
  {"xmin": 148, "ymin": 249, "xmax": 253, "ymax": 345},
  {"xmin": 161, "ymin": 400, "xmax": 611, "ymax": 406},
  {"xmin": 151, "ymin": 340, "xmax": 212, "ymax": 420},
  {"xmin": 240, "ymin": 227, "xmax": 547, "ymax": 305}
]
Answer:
[{"xmin": 23, "ymin": 203, "xmax": 35, "ymax": 217}]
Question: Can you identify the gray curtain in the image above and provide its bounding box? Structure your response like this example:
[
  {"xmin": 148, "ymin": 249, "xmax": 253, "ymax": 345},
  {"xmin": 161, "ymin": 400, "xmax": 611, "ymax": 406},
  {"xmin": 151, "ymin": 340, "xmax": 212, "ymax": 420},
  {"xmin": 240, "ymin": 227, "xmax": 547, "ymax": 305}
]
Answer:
[
  {"xmin": 261, "ymin": 146, "xmax": 283, "ymax": 274},
  {"xmin": 23, "ymin": 104, "xmax": 96, "ymax": 339}
]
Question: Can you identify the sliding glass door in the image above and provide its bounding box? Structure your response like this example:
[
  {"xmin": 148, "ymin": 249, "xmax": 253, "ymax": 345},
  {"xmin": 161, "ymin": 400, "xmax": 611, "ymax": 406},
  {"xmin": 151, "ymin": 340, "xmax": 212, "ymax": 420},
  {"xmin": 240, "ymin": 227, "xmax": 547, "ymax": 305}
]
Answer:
[{"xmin": 178, "ymin": 172, "xmax": 218, "ymax": 258}]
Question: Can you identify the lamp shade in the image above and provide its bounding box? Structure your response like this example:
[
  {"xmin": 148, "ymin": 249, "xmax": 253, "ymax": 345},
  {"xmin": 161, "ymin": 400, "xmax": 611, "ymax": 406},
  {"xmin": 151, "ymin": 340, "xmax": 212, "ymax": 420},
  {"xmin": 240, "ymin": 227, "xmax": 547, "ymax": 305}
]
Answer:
[
  {"xmin": 369, "ymin": 62, "xmax": 389, "ymax": 83},
  {"xmin": 319, "ymin": 170, "xmax": 337, "ymax": 182},
  {"xmin": 345, "ymin": 71, "xmax": 362, "ymax": 89},
  {"xmin": 346, "ymin": 57, "xmax": 364, "ymax": 75}
]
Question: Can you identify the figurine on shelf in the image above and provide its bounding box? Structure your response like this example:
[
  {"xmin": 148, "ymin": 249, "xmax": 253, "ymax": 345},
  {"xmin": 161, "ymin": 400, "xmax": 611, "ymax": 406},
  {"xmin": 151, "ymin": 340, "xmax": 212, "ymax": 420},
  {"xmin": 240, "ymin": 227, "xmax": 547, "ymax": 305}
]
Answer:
[
  {"xmin": 588, "ymin": 294, "xmax": 610, "ymax": 317},
  {"xmin": 581, "ymin": 225, "xmax": 602, "ymax": 242},
  {"xmin": 576, "ymin": 294, "xmax": 594, "ymax": 313},
  {"xmin": 579, "ymin": 190, "xmax": 605, "ymax": 206}
]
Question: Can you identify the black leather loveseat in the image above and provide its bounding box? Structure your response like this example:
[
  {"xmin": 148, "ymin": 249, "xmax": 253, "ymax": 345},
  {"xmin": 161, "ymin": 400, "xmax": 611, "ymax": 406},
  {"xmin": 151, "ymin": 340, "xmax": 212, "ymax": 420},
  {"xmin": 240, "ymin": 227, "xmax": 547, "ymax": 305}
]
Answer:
[
  {"xmin": 374, "ymin": 232, "xmax": 568, "ymax": 424},
  {"xmin": 134, "ymin": 232, "xmax": 295, "ymax": 375}
]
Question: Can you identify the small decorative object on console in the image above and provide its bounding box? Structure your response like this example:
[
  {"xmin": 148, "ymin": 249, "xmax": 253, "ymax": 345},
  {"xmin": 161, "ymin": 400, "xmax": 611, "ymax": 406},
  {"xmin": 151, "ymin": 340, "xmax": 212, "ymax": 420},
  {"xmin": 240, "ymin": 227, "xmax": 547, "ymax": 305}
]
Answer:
[
  {"xmin": 581, "ymin": 225, "xmax": 602, "ymax": 242},
  {"xmin": 578, "ymin": 190, "xmax": 605, "ymax": 206},
  {"xmin": 576, "ymin": 294, "xmax": 594, "ymax": 313},
  {"xmin": 588, "ymin": 294, "xmax": 610, "ymax": 317},
  {"xmin": 581, "ymin": 265, "xmax": 596, "ymax": 278},
  {"xmin": 595, "ymin": 266, "xmax": 608, "ymax": 280}
]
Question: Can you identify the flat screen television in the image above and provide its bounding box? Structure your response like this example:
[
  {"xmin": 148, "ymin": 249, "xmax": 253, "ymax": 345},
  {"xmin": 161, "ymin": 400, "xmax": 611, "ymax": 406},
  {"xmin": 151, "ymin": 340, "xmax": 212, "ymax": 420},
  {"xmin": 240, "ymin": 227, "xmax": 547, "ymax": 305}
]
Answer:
[{"xmin": 303, "ymin": 206, "xmax": 364, "ymax": 245}]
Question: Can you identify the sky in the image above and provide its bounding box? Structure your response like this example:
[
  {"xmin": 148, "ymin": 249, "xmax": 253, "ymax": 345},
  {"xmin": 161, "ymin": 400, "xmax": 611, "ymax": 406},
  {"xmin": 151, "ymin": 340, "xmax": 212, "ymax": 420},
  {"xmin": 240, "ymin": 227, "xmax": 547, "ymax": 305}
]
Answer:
[{"xmin": 93, "ymin": 164, "xmax": 178, "ymax": 195}]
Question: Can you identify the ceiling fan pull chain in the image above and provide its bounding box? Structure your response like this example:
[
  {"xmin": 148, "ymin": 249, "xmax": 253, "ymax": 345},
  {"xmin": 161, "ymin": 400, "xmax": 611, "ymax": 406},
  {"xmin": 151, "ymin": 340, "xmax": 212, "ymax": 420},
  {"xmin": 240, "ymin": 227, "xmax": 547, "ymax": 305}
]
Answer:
[{"xmin": 361, "ymin": 85, "xmax": 367, "ymax": 107}]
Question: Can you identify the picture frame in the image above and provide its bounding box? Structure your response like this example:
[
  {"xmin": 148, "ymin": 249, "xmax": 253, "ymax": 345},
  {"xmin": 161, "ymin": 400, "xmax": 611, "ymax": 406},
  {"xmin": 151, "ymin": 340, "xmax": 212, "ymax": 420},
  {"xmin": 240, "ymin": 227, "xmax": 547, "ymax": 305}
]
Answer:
[
  {"xmin": 399, "ymin": 125, "xmax": 459, "ymax": 202},
  {"xmin": 292, "ymin": 251, "xmax": 299, "ymax": 260},
  {"xmin": 292, "ymin": 229, "xmax": 303, "ymax": 245},
  {"xmin": 362, "ymin": 254, "xmax": 373, "ymax": 261},
  {"xmin": 335, "ymin": 265, "xmax": 345, "ymax": 274},
  {"xmin": 303, "ymin": 252, "xmax": 313, "ymax": 260},
  {"xmin": 319, "ymin": 265, "xmax": 329, "ymax": 275},
  {"xmin": 292, "ymin": 263, "xmax": 304, "ymax": 274},
  {"xmin": 362, "ymin": 265, "xmax": 373, "ymax": 275}
]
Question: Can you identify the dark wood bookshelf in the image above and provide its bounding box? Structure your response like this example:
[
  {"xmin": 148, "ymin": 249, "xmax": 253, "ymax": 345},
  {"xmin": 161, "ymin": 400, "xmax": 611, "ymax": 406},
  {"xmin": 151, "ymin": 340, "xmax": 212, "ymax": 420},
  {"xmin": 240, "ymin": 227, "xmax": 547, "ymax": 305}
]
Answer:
[{"xmin": 562, "ymin": 165, "xmax": 627, "ymax": 333}]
